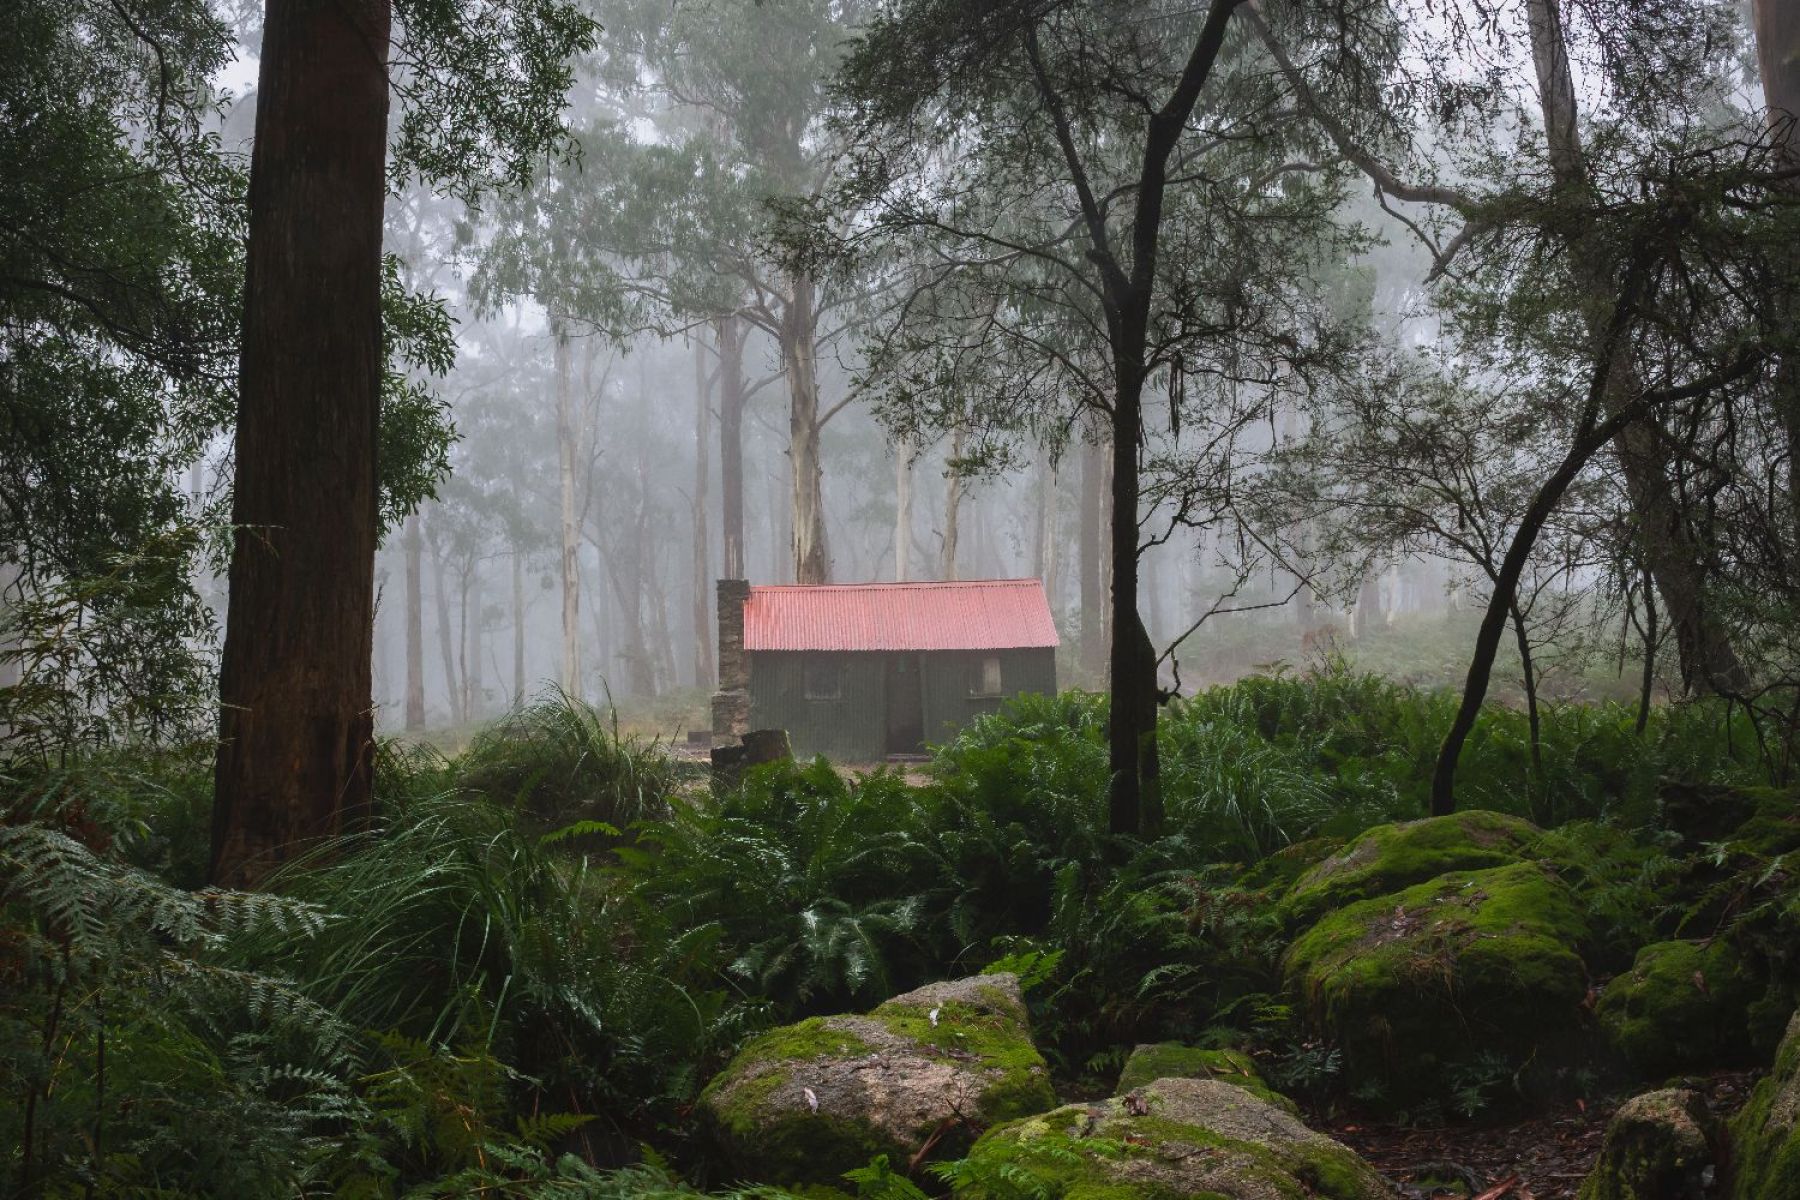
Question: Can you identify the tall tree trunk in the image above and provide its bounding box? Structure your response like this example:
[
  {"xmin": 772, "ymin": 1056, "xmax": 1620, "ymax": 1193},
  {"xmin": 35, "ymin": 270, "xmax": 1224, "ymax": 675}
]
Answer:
[
  {"xmin": 1034, "ymin": 445, "xmax": 1057, "ymax": 595},
  {"xmin": 1351, "ymin": 571, "xmax": 1383, "ymax": 640},
  {"xmin": 404, "ymin": 514, "xmax": 425, "ymax": 730},
  {"xmin": 1106, "ymin": 365, "xmax": 1159, "ymax": 837},
  {"xmin": 1753, "ymin": 0, "xmax": 1800, "ymax": 548},
  {"xmin": 511, "ymin": 542, "xmax": 526, "ymax": 708},
  {"xmin": 463, "ymin": 565, "xmax": 482, "ymax": 722},
  {"xmin": 1526, "ymin": 0, "xmax": 1747, "ymax": 696},
  {"xmin": 555, "ymin": 322, "xmax": 581, "ymax": 697},
  {"xmin": 895, "ymin": 435, "xmax": 914, "ymax": 582},
  {"xmin": 692, "ymin": 333, "xmax": 714, "ymax": 686},
  {"xmin": 428, "ymin": 529, "xmax": 462, "ymax": 726},
  {"xmin": 941, "ymin": 425, "xmax": 965, "ymax": 581},
  {"xmin": 1078, "ymin": 436, "xmax": 1106, "ymax": 680},
  {"xmin": 210, "ymin": 0, "xmax": 390, "ymax": 887},
  {"xmin": 716, "ymin": 314, "xmax": 747, "ymax": 580},
  {"xmin": 781, "ymin": 274, "xmax": 829, "ymax": 584}
]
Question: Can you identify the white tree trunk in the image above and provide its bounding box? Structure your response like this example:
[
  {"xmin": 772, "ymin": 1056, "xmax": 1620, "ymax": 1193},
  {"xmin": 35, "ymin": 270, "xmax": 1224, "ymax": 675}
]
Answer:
[
  {"xmin": 940, "ymin": 424, "xmax": 965, "ymax": 581},
  {"xmin": 555, "ymin": 321, "xmax": 581, "ymax": 698},
  {"xmin": 895, "ymin": 435, "xmax": 914, "ymax": 581}
]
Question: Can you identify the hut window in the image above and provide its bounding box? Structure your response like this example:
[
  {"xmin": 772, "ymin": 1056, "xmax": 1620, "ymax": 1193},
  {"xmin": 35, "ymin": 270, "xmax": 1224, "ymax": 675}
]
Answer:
[
  {"xmin": 970, "ymin": 654, "xmax": 1003, "ymax": 698},
  {"xmin": 804, "ymin": 656, "xmax": 842, "ymax": 700}
]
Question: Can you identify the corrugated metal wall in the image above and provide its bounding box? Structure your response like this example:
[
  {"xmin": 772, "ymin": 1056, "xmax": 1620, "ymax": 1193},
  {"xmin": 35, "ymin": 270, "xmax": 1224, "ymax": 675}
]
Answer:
[
  {"xmin": 920, "ymin": 649, "xmax": 1057, "ymax": 744},
  {"xmin": 748, "ymin": 647, "xmax": 1057, "ymax": 761}
]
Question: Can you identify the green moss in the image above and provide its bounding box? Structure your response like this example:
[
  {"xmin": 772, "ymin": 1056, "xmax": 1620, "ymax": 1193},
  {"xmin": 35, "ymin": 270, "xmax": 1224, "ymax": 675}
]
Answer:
[
  {"xmin": 871, "ymin": 999, "xmax": 1056, "ymax": 1120},
  {"xmin": 1282, "ymin": 810, "xmax": 1543, "ymax": 928},
  {"xmin": 1597, "ymin": 940, "xmax": 1759, "ymax": 1077},
  {"xmin": 1577, "ymin": 1089, "xmax": 1718, "ymax": 1200},
  {"xmin": 1236, "ymin": 836, "xmax": 1346, "ymax": 893},
  {"xmin": 963, "ymin": 1079, "xmax": 1386, "ymax": 1200},
  {"xmin": 1115, "ymin": 1044, "xmax": 1297, "ymax": 1114},
  {"xmin": 1730, "ymin": 1011, "xmax": 1800, "ymax": 1200},
  {"xmin": 1283, "ymin": 862, "xmax": 1591, "ymax": 1109}
]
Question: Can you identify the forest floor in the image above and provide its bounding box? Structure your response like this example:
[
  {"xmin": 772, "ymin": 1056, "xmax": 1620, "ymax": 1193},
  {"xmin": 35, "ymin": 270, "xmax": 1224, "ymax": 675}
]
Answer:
[{"xmin": 1323, "ymin": 1070, "xmax": 1758, "ymax": 1198}]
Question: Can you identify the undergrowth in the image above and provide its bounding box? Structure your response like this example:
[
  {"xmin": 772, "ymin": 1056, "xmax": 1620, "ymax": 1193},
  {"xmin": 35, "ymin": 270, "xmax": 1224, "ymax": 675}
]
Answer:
[{"xmin": 1, "ymin": 670, "xmax": 1791, "ymax": 1196}]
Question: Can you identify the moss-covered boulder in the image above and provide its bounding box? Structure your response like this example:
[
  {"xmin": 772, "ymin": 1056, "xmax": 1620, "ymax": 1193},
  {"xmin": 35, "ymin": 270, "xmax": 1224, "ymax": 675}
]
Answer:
[
  {"xmin": 1730, "ymin": 1009, "xmax": 1800, "ymax": 1200},
  {"xmin": 1116, "ymin": 1045, "xmax": 1297, "ymax": 1115},
  {"xmin": 1282, "ymin": 810, "xmax": 1543, "ymax": 928},
  {"xmin": 1577, "ymin": 1088, "xmax": 1719, "ymax": 1200},
  {"xmin": 1597, "ymin": 939, "xmax": 1760, "ymax": 1077},
  {"xmin": 967, "ymin": 1077, "xmax": 1387, "ymax": 1200},
  {"xmin": 1283, "ymin": 862, "xmax": 1591, "ymax": 1108},
  {"xmin": 698, "ymin": 973, "xmax": 1056, "ymax": 1186}
]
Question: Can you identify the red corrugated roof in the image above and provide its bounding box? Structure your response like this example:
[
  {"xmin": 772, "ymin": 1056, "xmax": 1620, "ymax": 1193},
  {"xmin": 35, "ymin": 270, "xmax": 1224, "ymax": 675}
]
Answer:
[{"xmin": 743, "ymin": 579, "xmax": 1060, "ymax": 652}]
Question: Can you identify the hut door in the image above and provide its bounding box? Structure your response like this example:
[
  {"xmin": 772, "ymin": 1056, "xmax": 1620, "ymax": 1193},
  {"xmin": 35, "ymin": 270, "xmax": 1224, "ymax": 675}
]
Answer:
[{"xmin": 885, "ymin": 653, "xmax": 925, "ymax": 755}]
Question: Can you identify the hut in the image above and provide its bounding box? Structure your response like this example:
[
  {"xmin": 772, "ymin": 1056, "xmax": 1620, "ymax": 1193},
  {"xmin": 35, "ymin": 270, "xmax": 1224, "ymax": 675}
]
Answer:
[{"xmin": 711, "ymin": 578, "xmax": 1059, "ymax": 760}]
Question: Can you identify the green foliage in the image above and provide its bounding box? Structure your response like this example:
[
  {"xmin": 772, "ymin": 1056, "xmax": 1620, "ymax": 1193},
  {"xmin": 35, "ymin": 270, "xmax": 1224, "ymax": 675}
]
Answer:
[
  {"xmin": 3, "ymin": 674, "xmax": 1790, "ymax": 1192},
  {"xmin": 457, "ymin": 689, "xmax": 689, "ymax": 834},
  {"xmin": 0, "ymin": 807, "xmax": 359, "ymax": 1197}
]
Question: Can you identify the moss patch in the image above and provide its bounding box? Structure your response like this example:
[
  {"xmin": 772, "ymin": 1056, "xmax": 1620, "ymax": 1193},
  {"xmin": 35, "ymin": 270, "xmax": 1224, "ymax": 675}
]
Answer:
[
  {"xmin": 1597, "ymin": 939, "xmax": 1760, "ymax": 1078},
  {"xmin": 699, "ymin": 975, "xmax": 1055, "ymax": 1186},
  {"xmin": 1283, "ymin": 861, "xmax": 1591, "ymax": 1110},
  {"xmin": 1578, "ymin": 1088, "xmax": 1718, "ymax": 1200},
  {"xmin": 1729, "ymin": 1010, "xmax": 1800, "ymax": 1200},
  {"xmin": 966, "ymin": 1077, "xmax": 1386, "ymax": 1200},
  {"xmin": 1115, "ymin": 1044, "xmax": 1297, "ymax": 1115},
  {"xmin": 1282, "ymin": 810, "xmax": 1543, "ymax": 928}
]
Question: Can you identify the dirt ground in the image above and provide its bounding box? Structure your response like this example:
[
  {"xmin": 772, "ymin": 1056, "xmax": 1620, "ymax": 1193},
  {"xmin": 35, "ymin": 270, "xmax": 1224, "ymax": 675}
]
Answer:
[{"xmin": 1321, "ymin": 1070, "xmax": 1758, "ymax": 1198}]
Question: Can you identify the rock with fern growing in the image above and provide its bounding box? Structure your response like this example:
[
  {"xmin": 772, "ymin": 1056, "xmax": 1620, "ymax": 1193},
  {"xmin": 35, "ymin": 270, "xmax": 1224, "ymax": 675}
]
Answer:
[
  {"xmin": 1577, "ymin": 1088, "xmax": 1719, "ymax": 1200},
  {"xmin": 953, "ymin": 1076, "xmax": 1387, "ymax": 1200},
  {"xmin": 698, "ymin": 972, "xmax": 1056, "ymax": 1186},
  {"xmin": 1596, "ymin": 939, "xmax": 1764, "ymax": 1077}
]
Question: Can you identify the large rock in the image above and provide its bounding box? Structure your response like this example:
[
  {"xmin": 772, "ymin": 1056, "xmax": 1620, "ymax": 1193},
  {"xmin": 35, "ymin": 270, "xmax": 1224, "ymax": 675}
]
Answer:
[
  {"xmin": 1730, "ymin": 1009, "xmax": 1800, "ymax": 1200},
  {"xmin": 1597, "ymin": 939, "xmax": 1759, "ymax": 1077},
  {"xmin": 1577, "ymin": 1088, "xmax": 1719, "ymax": 1200},
  {"xmin": 1283, "ymin": 861, "xmax": 1590, "ymax": 1108},
  {"xmin": 966, "ymin": 1076, "xmax": 1387, "ymax": 1200},
  {"xmin": 698, "ymin": 973, "xmax": 1056, "ymax": 1185},
  {"xmin": 1116, "ymin": 1044, "xmax": 1297, "ymax": 1114},
  {"xmin": 1282, "ymin": 810, "xmax": 1543, "ymax": 928}
]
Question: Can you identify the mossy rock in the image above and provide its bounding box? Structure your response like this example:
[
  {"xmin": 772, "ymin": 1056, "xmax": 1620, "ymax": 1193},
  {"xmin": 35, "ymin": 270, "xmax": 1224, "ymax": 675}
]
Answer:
[
  {"xmin": 1282, "ymin": 810, "xmax": 1544, "ymax": 928},
  {"xmin": 1116, "ymin": 1045, "xmax": 1297, "ymax": 1115},
  {"xmin": 1577, "ymin": 1088, "xmax": 1719, "ymax": 1200},
  {"xmin": 1597, "ymin": 939, "xmax": 1762, "ymax": 1077},
  {"xmin": 1235, "ymin": 836, "xmax": 1347, "ymax": 894},
  {"xmin": 968, "ymin": 1076, "xmax": 1387, "ymax": 1200},
  {"xmin": 698, "ymin": 973, "xmax": 1056, "ymax": 1186},
  {"xmin": 1729, "ymin": 1009, "xmax": 1800, "ymax": 1200},
  {"xmin": 1283, "ymin": 861, "xmax": 1591, "ymax": 1109}
]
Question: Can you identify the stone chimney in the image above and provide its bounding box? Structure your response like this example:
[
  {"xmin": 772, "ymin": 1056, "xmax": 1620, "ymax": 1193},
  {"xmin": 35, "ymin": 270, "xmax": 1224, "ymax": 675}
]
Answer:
[{"xmin": 711, "ymin": 578, "xmax": 751, "ymax": 742}]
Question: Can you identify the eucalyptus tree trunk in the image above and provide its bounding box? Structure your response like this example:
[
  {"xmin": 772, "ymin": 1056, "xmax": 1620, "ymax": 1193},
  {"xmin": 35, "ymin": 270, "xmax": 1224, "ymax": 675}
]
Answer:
[
  {"xmin": 404, "ymin": 514, "xmax": 425, "ymax": 730},
  {"xmin": 716, "ymin": 314, "xmax": 747, "ymax": 580},
  {"xmin": 428, "ymin": 530, "xmax": 461, "ymax": 725},
  {"xmin": 210, "ymin": 0, "xmax": 390, "ymax": 887},
  {"xmin": 940, "ymin": 425, "xmax": 965, "ymax": 581},
  {"xmin": 1078, "ymin": 437, "xmax": 1106, "ymax": 679},
  {"xmin": 1525, "ymin": 0, "xmax": 1747, "ymax": 696},
  {"xmin": 693, "ymin": 332, "xmax": 714, "ymax": 686},
  {"xmin": 511, "ymin": 542, "xmax": 525, "ymax": 708},
  {"xmin": 554, "ymin": 322, "xmax": 581, "ymax": 697},
  {"xmin": 462, "ymin": 566, "xmax": 482, "ymax": 722},
  {"xmin": 781, "ymin": 273, "xmax": 829, "ymax": 584},
  {"xmin": 895, "ymin": 435, "xmax": 914, "ymax": 581},
  {"xmin": 1034, "ymin": 445, "xmax": 1058, "ymax": 595}
]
